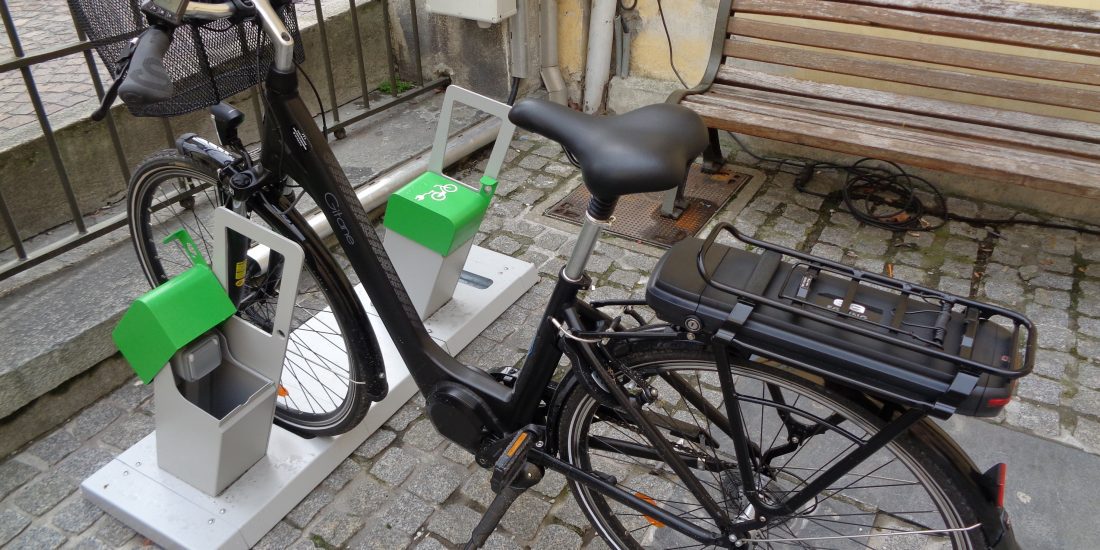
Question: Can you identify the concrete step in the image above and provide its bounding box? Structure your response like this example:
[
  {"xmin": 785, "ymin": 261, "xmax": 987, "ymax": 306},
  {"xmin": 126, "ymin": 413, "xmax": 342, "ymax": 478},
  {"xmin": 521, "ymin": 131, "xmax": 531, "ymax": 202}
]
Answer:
[{"xmin": 943, "ymin": 416, "xmax": 1100, "ymax": 549}]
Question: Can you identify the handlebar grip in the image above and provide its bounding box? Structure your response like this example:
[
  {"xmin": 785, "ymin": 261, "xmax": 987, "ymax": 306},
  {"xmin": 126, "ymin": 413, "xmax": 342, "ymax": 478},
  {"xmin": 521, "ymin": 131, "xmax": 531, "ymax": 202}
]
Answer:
[{"xmin": 118, "ymin": 26, "xmax": 174, "ymax": 105}]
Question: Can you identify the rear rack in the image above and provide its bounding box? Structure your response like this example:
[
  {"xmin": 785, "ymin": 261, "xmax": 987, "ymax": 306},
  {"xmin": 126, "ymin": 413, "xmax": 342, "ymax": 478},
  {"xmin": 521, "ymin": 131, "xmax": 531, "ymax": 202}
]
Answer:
[{"xmin": 697, "ymin": 223, "xmax": 1035, "ymax": 383}]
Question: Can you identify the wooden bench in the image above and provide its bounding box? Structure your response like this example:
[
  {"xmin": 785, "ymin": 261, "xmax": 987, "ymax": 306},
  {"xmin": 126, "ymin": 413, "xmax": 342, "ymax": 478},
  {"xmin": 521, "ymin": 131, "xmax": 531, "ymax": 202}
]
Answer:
[{"xmin": 663, "ymin": 0, "xmax": 1100, "ymax": 217}]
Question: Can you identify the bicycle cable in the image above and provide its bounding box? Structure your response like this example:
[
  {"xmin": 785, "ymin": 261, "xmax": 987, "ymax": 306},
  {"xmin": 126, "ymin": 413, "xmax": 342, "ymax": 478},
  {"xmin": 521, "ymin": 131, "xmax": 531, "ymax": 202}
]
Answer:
[
  {"xmin": 298, "ymin": 62, "xmax": 328, "ymax": 137},
  {"xmin": 655, "ymin": 0, "xmax": 688, "ymax": 89},
  {"xmin": 506, "ymin": 76, "xmax": 521, "ymax": 106}
]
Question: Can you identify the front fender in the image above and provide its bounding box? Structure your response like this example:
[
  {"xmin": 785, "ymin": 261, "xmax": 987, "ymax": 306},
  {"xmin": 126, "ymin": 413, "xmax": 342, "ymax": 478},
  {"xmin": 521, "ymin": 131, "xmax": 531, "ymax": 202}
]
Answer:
[
  {"xmin": 254, "ymin": 200, "xmax": 389, "ymax": 401},
  {"xmin": 176, "ymin": 132, "xmax": 238, "ymax": 171}
]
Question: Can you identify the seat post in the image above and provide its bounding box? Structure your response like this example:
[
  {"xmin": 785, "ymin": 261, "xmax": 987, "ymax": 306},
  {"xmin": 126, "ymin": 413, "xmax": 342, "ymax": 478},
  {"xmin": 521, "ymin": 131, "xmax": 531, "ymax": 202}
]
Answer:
[{"xmin": 562, "ymin": 197, "xmax": 616, "ymax": 282}]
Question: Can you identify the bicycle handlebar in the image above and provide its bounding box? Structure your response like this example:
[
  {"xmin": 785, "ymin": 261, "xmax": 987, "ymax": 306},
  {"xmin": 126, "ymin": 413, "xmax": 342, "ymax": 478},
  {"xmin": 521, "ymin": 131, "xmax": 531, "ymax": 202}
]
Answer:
[
  {"xmin": 90, "ymin": 0, "xmax": 295, "ymax": 118},
  {"xmin": 117, "ymin": 26, "xmax": 174, "ymax": 105}
]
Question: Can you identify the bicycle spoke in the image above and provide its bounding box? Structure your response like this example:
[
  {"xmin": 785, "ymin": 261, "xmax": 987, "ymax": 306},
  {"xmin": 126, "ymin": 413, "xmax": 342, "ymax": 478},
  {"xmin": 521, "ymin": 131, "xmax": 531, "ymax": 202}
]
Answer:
[
  {"xmin": 565, "ymin": 356, "xmax": 972, "ymax": 549},
  {"xmin": 799, "ymin": 516, "xmax": 877, "ymax": 550},
  {"xmin": 285, "ymin": 339, "xmax": 348, "ymax": 405}
]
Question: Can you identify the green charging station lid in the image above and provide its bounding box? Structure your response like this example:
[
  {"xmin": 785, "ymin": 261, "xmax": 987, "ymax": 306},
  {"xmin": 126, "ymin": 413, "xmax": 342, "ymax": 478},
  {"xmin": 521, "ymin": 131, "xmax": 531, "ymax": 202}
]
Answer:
[
  {"xmin": 112, "ymin": 230, "xmax": 236, "ymax": 383},
  {"xmin": 383, "ymin": 172, "xmax": 496, "ymax": 256}
]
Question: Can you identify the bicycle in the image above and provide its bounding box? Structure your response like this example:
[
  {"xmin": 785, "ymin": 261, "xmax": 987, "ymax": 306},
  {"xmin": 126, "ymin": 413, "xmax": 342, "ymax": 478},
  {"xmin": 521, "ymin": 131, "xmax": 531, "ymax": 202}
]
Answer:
[{"xmin": 79, "ymin": 1, "xmax": 1029, "ymax": 547}]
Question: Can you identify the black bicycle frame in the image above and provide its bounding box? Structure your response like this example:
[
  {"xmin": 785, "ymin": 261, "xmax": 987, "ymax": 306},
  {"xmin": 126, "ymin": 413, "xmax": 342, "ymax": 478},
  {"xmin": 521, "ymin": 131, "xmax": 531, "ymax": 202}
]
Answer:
[
  {"xmin": 114, "ymin": 0, "xmax": 1016, "ymax": 545},
  {"xmin": 238, "ymin": 60, "xmax": 1003, "ymax": 546},
  {"xmin": 249, "ymin": 65, "xmax": 735, "ymax": 545},
  {"xmin": 258, "ymin": 65, "xmax": 582, "ymax": 430}
]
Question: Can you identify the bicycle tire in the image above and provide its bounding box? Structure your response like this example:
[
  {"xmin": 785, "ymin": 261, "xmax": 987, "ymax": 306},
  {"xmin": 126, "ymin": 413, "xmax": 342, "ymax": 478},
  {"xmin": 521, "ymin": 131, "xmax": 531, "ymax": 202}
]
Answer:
[
  {"xmin": 126, "ymin": 150, "xmax": 374, "ymax": 436},
  {"xmin": 558, "ymin": 339, "xmax": 985, "ymax": 549}
]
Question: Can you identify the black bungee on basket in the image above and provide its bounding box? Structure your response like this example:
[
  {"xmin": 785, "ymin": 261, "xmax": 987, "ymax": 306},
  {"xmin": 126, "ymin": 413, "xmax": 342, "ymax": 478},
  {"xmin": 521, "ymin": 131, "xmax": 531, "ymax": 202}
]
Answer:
[{"xmin": 66, "ymin": 0, "xmax": 305, "ymax": 117}]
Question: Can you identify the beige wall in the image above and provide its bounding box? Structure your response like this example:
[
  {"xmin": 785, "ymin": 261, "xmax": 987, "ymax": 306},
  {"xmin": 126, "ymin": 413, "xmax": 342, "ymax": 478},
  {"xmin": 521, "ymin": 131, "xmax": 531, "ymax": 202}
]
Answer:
[
  {"xmin": 557, "ymin": 0, "xmax": 719, "ymax": 105},
  {"xmin": 557, "ymin": 0, "xmax": 1100, "ymax": 121},
  {"xmin": 1034, "ymin": 0, "xmax": 1096, "ymax": 8},
  {"xmin": 624, "ymin": 0, "xmax": 719, "ymax": 85}
]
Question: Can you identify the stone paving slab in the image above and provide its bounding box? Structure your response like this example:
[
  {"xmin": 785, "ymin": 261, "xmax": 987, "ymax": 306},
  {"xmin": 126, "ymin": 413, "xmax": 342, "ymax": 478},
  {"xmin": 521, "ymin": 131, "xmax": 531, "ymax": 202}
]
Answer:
[{"xmin": 2, "ymin": 125, "xmax": 1100, "ymax": 548}]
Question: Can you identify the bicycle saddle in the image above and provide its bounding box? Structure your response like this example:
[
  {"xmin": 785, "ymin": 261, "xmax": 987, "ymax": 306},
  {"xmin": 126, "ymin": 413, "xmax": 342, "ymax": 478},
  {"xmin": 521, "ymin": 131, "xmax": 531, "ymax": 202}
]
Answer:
[{"xmin": 509, "ymin": 99, "xmax": 708, "ymax": 203}]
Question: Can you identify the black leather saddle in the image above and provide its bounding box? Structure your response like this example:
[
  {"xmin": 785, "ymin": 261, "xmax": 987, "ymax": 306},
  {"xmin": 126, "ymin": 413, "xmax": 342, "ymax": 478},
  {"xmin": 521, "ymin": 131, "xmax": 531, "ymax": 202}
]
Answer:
[{"xmin": 508, "ymin": 99, "xmax": 708, "ymax": 202}]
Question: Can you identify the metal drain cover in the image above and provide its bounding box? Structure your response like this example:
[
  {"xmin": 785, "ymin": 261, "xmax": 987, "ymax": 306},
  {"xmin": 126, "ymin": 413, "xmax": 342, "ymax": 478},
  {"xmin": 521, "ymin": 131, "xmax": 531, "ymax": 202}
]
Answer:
[{"xmin": 545, "ymin": 164, "xmax": 752, "ymax": 247}]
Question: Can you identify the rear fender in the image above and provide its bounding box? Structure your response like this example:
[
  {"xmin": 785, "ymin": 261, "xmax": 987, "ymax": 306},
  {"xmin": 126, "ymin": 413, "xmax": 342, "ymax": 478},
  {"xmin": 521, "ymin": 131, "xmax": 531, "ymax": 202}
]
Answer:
[{"xmin": 908, "ymin": 419, "xmax": 1016, "ymax": 548}]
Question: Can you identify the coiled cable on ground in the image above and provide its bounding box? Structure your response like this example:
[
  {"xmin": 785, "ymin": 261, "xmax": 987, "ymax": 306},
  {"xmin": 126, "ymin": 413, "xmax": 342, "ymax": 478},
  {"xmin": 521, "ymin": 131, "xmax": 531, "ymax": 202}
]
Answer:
[{"xmin": 728, "ymin": 132, "xmax": 1100, "ymax": 236}]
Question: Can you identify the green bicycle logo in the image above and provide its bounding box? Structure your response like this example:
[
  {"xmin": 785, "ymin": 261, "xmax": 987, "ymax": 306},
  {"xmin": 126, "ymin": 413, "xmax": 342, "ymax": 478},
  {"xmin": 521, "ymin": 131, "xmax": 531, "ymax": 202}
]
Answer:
[{"xmin": 416, "ymin": 183, "xmax": 458, "ymax": 202}]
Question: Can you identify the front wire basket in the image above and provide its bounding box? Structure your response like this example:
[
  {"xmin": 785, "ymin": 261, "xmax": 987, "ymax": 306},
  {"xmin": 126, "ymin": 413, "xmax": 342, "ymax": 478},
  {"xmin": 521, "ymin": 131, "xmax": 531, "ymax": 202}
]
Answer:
[
  {"xmin": 696, "ymin": 222, "xmax": 1036, "ymax": 383},
  {"xmin": 67, "ymin": 0, "xmax": 305, "ymax": 117}
]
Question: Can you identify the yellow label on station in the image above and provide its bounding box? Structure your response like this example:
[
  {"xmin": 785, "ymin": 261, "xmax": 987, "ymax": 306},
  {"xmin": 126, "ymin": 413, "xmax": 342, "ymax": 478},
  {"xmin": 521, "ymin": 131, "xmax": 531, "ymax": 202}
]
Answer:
[{"xmin": 234, "ymin": 261, "xmax": 247, "ymax": 287}]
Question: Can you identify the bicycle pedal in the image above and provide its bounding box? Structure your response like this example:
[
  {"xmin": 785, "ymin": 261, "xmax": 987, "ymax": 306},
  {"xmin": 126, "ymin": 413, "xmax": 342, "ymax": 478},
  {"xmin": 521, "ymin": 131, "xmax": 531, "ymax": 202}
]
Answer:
[{"xmin": 491, "ymin": 429, "xmax": 536, "ymax": 493}]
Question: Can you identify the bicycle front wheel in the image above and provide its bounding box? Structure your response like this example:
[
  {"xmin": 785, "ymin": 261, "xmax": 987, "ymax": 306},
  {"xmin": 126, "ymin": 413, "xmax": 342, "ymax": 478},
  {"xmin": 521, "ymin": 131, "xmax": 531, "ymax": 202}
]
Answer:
[
  {"xmin": 559, "ymin": 339, "xmax": 985, "ymax": 549},
  {"xmin": 126, "ymin": 150, "xmax": 374, "ymax": 436}
]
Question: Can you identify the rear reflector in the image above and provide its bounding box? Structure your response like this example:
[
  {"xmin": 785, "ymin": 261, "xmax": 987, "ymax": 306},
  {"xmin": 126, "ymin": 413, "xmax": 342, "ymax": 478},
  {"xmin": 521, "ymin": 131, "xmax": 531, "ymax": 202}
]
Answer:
[{"xmin": 983, "ymin": 463, "xmax": 1008, "ymax": 508}]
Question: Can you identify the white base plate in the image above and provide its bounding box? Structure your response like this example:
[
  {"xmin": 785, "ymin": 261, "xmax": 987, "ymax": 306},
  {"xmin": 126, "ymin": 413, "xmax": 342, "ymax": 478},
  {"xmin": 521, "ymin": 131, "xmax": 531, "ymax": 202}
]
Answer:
[{"xmin": 82, "ymin": 246, "xmax": 537, "ymax": 549}]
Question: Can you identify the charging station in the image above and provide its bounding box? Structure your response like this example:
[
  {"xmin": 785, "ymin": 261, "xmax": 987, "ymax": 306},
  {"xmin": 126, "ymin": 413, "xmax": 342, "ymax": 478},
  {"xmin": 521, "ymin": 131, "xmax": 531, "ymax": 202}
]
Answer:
[{"xmin": 82, "ymin": 87, "xmax": 537, "ymax": 549}]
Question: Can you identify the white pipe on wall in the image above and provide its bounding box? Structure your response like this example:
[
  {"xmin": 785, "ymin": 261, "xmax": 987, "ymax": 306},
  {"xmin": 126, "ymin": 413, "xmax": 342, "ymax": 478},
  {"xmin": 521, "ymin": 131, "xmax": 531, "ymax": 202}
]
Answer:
[
  {"xmin": 249, "ymin": 120, "xmax": 503, "ymax": 268},
  {"xmin": 540, "ymin": 0, "xmax": 568, "ymax": 105},
  {"xmin": 306, "ymin": 119, "xmax": 503, "ymax": 239},
  {"xmin": 582, "ymin": 0, "xmax": 617, "ymax": 113},
  {"xmin": 510, "ymin": 0, "xmax": 530, "ymax": 79}
]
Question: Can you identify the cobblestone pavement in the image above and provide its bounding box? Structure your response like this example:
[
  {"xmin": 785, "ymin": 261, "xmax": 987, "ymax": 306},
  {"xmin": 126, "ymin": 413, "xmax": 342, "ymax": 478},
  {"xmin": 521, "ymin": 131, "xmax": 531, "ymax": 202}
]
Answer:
[
  {"xmin": 2, "ymin": 129, "xmax": 1099, "ymax": 548},
  {"xmin": 0, "ymin": 0, "xmax": 336, "ymax": 146}
]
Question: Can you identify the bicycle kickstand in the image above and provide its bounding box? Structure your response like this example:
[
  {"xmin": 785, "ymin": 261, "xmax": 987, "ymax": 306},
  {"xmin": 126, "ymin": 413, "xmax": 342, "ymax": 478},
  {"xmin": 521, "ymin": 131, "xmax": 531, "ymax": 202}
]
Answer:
[{"xmin": 462, "ymin": 429, "xmax": 544, "ymax": 550}]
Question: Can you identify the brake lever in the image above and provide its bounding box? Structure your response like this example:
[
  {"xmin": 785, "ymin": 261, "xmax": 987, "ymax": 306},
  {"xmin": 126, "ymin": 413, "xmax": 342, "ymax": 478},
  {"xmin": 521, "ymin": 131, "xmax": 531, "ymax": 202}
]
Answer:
[
  {"xmin": 227, "ymin": 0, "xmax": 259, "ymax": 23},
  {"xmin": 91, "ymin": 39, "xmax": 138, "ymax": 122},
  {"xmin": 91, "ymin": 77, "xmax": 125, "ymax": 121}
]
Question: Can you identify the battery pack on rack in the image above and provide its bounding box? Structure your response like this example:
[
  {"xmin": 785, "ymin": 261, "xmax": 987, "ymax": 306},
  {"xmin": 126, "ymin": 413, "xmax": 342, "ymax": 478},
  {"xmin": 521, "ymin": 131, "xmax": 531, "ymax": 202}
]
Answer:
[{"xmin": 646, "ymin": 229, "xmax": 1034, "ymax": 418}]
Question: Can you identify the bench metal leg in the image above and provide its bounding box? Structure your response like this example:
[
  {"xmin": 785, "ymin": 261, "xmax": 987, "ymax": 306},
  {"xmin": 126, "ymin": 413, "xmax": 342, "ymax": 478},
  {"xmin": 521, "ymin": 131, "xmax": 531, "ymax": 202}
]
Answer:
[
  {"xmin": 661, "ymin": 128, "xmax": 724, "ymax": 219},
  {"xmin": 660, "ymin": 185, "xmax": 687, "ymax": 219},
  {"xmin": 701, "ymin": 127, "xmax": 724, "ymax": 174}
]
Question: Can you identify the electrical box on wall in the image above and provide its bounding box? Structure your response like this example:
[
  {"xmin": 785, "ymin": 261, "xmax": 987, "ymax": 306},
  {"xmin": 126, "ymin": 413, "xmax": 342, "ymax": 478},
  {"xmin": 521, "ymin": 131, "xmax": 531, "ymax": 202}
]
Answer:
[{"xmin": 425, "ymin": 0, "xmax": 517, "ymax": 25}]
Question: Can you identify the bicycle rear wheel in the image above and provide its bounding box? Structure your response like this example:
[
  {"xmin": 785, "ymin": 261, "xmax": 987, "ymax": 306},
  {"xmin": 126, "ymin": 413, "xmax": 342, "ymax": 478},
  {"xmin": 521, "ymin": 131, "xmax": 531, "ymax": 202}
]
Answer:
[
  {"xmin": 559, "ymin": 339, "xmax": 985, "ymax": 549},
  {"xmin": 126, "ymin": 150, "xmax": 374, "ymax": 436}
]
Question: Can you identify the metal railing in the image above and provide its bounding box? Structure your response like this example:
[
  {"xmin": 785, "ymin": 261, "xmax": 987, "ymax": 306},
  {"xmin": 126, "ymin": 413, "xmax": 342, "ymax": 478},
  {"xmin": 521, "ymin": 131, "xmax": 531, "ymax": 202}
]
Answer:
[{"xmin": 0, "ymin": 0, "xmax": 445, "ymax": 282}]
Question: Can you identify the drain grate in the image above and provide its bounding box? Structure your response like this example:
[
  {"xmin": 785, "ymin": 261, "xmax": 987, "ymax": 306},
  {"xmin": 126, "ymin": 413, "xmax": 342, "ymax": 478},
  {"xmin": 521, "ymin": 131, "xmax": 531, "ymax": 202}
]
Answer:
[{"xmin": 545, "ymin": 164, "xmax": 752, "ymax": 247}]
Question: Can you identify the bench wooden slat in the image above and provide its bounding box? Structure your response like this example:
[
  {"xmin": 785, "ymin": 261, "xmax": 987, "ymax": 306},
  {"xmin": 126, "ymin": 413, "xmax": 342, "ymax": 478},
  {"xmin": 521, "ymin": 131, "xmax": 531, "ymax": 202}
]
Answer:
[
  {"xmin": 707, "ymin": 85, "xmax": 1100, "ymax": 160},
  {"xmin": 682, "ymin": 96, "xmax": 1100, "ymax": 198},
  {"xmin": 846, "ymin": 0, "xmax": 1100, "ymax": 32},
  {"xmin": 732, "ymin": 0, "xmax": 1100, "ymax": 56},
  {"xmin": 730, "ymin": 18, "xmax": 1100, "ymax": 87},
  {"xmin": 724, "ymin": 39, "xmax": 1100, "ymax": 112},
  {"xmin": 713, "ymin": 66, "xmax": 1100, "ymax": 143}
]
